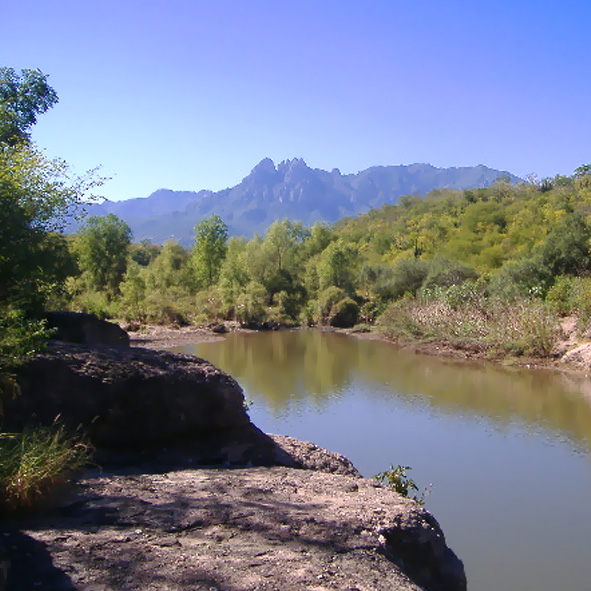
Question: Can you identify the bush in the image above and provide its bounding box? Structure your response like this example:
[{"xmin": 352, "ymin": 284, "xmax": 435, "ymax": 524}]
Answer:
[
  {"xmin": 422, "ymin": 257, "xmax": 478, "ymax": 290},
  {"xmin": 329, "ymin": 297, "xmax": 360, "ymax": 328},
  {"xmin": 545, "ymin": 276, "xmax": 575, "ymax": 316},
  {"xmin": 315, "ymin": 286, "xmax": 347, "ymax": 325},
  {"xmin": 568, "ymin": 277, "xmax": 591, "ymax": 335},
  {"xmin": 488, "ymin": 256, "xmax": 549, "ymax": 300},
  {"xmin": 0, "ymin": 307, "xmax": 49, "ymax": 375},
  {"xmin": 235, "ymin": 282, "xmax": 268, "ymax": 327},
  {"xmin": 374, "ymin": 258, "xmax": 429, "ymax": 300}
]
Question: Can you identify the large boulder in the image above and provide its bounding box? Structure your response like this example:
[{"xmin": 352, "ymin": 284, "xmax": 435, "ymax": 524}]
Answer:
[
  {"xmin": 10, "ymin": 342, "xmax": 246, "ymax": 447},
  {"xmin": 7, "ymin": 342, "xmax": 360, "ymax": 471},
  {"xmin": 45, "ymin": 311, "xmax": 130, "ymax": 348}
]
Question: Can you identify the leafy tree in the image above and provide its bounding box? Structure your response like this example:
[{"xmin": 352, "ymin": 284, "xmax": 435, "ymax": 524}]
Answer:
[
  {"xmin": 235, "ymin": 281, "xmax": 268, "ymax": 326},
  {"xmin": 301, "ymin": 222, "xmax": 334, "ymax": 258},
  {"xmin": 192, "ymin": 214, "xmax": 228, "ymax": 288},
  {"xmin": 537, "ymin": 213, "xmax": 591, "ymax": 278},
  {"xmin": 316, "ymin": 239, "xmax": 358, "ymax": 294},
  {"xmin": 118, "ymin": 260, "xmax": 147, "ymax": 321},
  {"xmin": 219, "ymin": 237, "xmax": 250, "ymax": 317},
  {"xmin": 146, "ymin": 240, "xmax": 193, "ymax": 291},
  {"xmin": 574, "ymin": 163, "xmax": 591, "ymax": 178},
  {"xmin": 73, "ymin": 214, "xmax": 132, "ymax": 296},
  {"xmin": 0, "ymin": 67, "xmax": 58, "ymax": 146},
  {"xmin": 0, "ymin": 143, "xmax": 96, "ymax": 313},
  {"xmin": 0, "ymin": 67, "xmax": 98, "ymax": 393},
  {"xmin": 263, "ymin": 220, "xmax": 306, "ymax": 273}
]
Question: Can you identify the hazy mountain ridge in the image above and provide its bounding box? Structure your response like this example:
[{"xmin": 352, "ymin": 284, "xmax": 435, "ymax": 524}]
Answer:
[{"xmin": 78, "ymin": 159, "xmax": 520, "ymax": 244}]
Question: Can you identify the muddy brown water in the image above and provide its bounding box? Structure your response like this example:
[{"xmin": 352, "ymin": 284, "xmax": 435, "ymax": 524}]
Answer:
[{"xmin": 174, "ymin": 330, "xmax": 591, "ymax": 591}]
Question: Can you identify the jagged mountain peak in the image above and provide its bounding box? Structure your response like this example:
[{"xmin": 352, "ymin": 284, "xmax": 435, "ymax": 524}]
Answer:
[
  {"xmin": 250, "ymin": 157, "xmax": 277, "ymax": 175},
  {"xmin": 74, "ymin": 160, "xmax": 521, "ymax": 244}
]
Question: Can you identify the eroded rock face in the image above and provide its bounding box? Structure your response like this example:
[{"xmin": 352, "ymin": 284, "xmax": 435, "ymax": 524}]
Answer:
[
  {"xmin": 7, "ymin": 342, "xmax": 362, "ymax": 472},
  {"xmin": 6, "ymin": 467, "xmax": 466, "ymax": 591},
  {"xmin": 9, "ymin": 341, "xmax": 248, "ymax": 449}
]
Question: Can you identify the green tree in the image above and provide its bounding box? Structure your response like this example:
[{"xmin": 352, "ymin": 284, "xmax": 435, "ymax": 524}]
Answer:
[
  {"xmin": 317, "ymin": 239, "xmax": 358, "ymax": 294},
  {"xmin": 219, "ymin": 237, "xmax": 250, "ymax": 317},
  {"xmin": 0, "ymin": 68, "xmax": 58, "ymax": 146},
  {"xmin": 262, "ymin": 219, "xmax": 306, "ymax": 277},
  {"xmin": 0, "ymin": 145, "xmax": 95, "ymax": 312},
  {"xmin": 146, "ymin": 240, "xmax": 193, "ymax": 291},
  {"xmin": 73, "ymin": 214, "xmax": 132, "ymax": 296},
  {"xmin": 0, "ymin": 67, "xmax": 98, "ymax": 385},
  {"xmin": 192, "ymin": 214, "xmax": 228, "ymax": 288}
]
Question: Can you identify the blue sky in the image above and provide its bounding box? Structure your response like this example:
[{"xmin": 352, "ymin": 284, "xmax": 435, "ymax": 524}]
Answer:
[{"xmin": 2, "ymin": 0, "xmax": 590, "ymax": 201}]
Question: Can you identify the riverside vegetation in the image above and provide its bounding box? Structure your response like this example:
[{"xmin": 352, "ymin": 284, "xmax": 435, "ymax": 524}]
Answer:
[
  {"xmin": 61, "ymin": 166, "xmax": 591, "ymax": 361},
  {"xmin": 2, "ymin": 65, "xmax": 591, "ymax": 511}
]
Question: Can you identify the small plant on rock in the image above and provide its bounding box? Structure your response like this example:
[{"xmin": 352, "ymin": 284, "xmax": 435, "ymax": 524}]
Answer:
[{"xmin": 374, "ymin": 464, "xmax": 429, "ymax": 505}]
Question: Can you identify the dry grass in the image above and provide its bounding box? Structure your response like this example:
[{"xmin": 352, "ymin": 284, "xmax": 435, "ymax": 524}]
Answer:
[{"xmin": 378, "ymin": 293, "xmax": 560, "ymax": 357}]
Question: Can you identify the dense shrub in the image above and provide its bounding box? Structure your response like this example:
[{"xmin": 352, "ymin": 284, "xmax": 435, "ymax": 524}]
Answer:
[
  {"xmin": 328, "ymin": 297, "xmax": 360, "ymax": 328},
  {"xmin": 315, "ymin": 286, "xmax": 347, "ymax": 325},
  {"xmin": 422, "ymin": 257, "xmax": 478, "ymax": 290}
]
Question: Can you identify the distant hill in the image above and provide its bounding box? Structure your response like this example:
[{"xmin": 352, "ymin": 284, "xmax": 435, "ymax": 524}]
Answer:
[{"xmin": 71, "ymin": 159, "xmax": 521, "ymax": 245}]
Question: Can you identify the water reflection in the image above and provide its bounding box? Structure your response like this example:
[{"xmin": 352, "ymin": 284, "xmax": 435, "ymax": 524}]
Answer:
[{"xmin": 177, "ymin": 330, "xmax": 591, "ymax": 453}]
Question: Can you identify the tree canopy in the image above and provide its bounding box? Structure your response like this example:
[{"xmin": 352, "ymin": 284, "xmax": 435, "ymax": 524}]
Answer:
[
  {"xmin": 192, "ymin": 214, "xmax": 228, "ymax": 288},
  {"xmin": 73, "ymin": 214, "xmax": 132, "ymax": 296},
  {"xmin": 0, "ymin": 67, "xmax": 58, "ymax": 146}
]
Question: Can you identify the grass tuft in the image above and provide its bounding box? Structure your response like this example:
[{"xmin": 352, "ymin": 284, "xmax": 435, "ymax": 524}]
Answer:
[{"xmin": 0, "ymin": 424, "xmax": 91, "ymax": 513}]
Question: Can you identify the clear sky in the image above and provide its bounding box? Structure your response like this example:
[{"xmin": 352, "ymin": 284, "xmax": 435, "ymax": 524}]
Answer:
[{"xmin": 2, "ymin": 0, "xmax": 590, "ymax": 201}]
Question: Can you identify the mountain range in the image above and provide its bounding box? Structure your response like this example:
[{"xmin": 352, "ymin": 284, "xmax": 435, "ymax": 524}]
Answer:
[{"xmin": 74, "ymin": 159, "xmax": 521, "ymax": 245}]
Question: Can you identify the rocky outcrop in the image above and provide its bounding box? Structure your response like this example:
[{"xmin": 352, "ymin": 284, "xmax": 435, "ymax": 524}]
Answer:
[
  {"xmin": 10, "ymin": 341, "xmax": 247, "ymax": 448},
  {"xmin": 6, "ymin": 467, "xmax": 466, "ymax": 591},
  {"xmin": 45, "ymin": 311, "xmax": 130, "ymax": 348},
  {"xmin": 7, "ymin": 342, "xmax": 360, "ymax": 472},
  {"xmin": 4, "ymin": 341, "xmax": 466, "ymax": 590}
]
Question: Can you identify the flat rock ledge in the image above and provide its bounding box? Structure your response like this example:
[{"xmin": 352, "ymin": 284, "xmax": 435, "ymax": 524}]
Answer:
[{"xmin": 6, "ymin": 466, "xmax": 466, "ymax": 591}]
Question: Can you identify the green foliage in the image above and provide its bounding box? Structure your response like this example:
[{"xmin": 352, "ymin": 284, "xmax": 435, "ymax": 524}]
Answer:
[
  {"xmin": 147, "ymin": 240, "xmax": 194, "ymax": 291},
  {"xmin": 378, "ymin": 257, "xmax": 430, "ymax": 300},
  {"xmin": 192, "ymin": 214, "xmax": 228, "ymax": 288},
  {"xmin": 328, "ymin": 297, "xmax": 360, "ymax": 328},
  {"xmin": 315, "ymin": 286, "xmax": 347, "ymax": 325},
  {"xmin": 235, "ymin": 281, "xmax": 268, "ymax": 326},
  {"xmin": 422, "ymin": 257, "xmax": 478, "ymax": 290},
  {"xmin": 0, "ymin": 145, "xmax": 99, "ymax": 312},
  {"xmin": 0, "ymin": 425, "xmax": 90, "ymax": 513},
  {"xmin": 545, "ymin": 276, "xmax": 575, "ymax": 316},
  {"xmin": 0, "ymin": 68, "xmax": 96, "ymax": 516},
  {"xmin": 73, "ymin": 214, "xmax": 132, "ymax": 297},
  {"xmin": 129, "ymin": 239, "xmax": 160, "ymax": 266},
  {"xmin": 0, "ymin": 307, "xmax": 49, "ymax": 375},
  {"xmin": 316, "ymin": 239, "xmax": 358, "ymax": 294},
  {"xmin": 0, "ymin": 67, "xmax": 58, "ymax": 146},
  {"xmin": 374, "ymin": 465, "xmax": 424, "ymax": 505},
  {"xmin": 546, "ymin": 276, "xmax": 591, "ymax": 334}
]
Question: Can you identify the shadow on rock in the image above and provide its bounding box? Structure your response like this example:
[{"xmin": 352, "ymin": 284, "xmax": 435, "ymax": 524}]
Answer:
[{"xmin": 2, "ymin": 530, "xmax": 75, "ymax": 591}]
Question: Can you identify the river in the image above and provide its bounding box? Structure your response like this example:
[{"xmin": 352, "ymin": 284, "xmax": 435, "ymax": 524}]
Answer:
[{"xmin": 174, "ymin": 329, "xmax": 591, "ymax": 591}]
